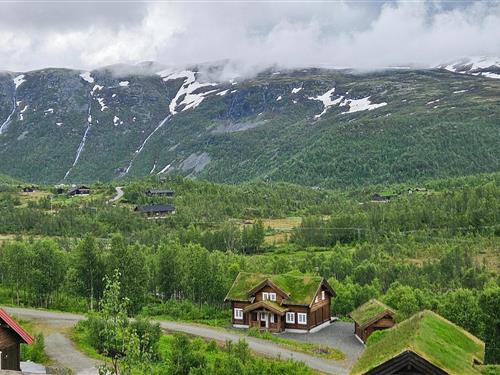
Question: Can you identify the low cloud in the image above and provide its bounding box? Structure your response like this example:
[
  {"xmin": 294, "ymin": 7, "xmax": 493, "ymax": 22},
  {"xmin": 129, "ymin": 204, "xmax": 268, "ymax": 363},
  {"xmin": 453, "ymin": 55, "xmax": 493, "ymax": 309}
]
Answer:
[{"xmin": 0, "ymin": 1, "xmax": 499, "ymax": 76}]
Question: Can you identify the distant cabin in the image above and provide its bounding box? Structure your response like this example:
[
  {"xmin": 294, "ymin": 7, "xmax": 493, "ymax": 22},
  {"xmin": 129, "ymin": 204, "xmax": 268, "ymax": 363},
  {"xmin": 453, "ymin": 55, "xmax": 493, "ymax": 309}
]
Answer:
[
  {"xmin": 145, "ymin": 189, "xmax": 174, "ymax": 197},
  {"xmin": 349, "ymin": 299, "xmax": 396, "ymax": 344},
  {"xmin": 135, "ymin": 204, "xmax": 175, "ymax": 218},
  {"xmin": 68, "ymin": 186, "xmax": 90, "ymax": 196},
  {"xmin": 225, "ymin": 272, "xmax": 335, "ymax": 333},
  {"xmin": 0, "ymin": 308, "xmax": 33, "ymax": 371},
  {"xmin": 370, "ymin": 194, "xmax": 391, "ymax": 203},
  {"xmin": 22, "ymin": 186, "xmax": 36, "ymax": 193},
  {"xmin": 350, "ymin": 310, "xmax": 485, "ymax": 375}
]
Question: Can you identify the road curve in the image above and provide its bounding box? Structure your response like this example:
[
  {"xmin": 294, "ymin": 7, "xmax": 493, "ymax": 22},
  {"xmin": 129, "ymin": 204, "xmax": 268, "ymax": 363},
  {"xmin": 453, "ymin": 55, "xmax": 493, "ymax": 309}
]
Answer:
[
  {"xmin": 3, "ymin": 307, "xmax": 348, "ymax": 375},
  {"xmin": 108, "ymin": 186, "xmax": 124, "ymax": 203}
]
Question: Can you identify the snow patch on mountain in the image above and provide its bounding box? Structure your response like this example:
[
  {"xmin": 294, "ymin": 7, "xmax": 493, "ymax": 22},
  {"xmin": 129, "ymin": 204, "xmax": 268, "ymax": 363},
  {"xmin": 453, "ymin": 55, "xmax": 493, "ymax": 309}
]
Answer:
[
  {"xmin": 341, "ymin": 96, "xmax": 387, "ymax": 114},
  {"xmin": 119, "ymin": 81, "xmax": 129, "ymax": 87},
  {"xmin": 80, "ymin": 72, "xmax": 94, "ymax": 83},
  {"xmin": 292, "ymin": 87, "xmax": 303, "ymax": 94},
  {"xmin": 163, "ymin": 71, "xmax": 218, "ymax": 114},
  {"xmin": 97, "ymin": 97, "xmax": 108, "ymax": 111},
  {"xmin": 440, "ymin": 56, "xmax": 500, "ymax": 79},
  {"xmin": 13, "ymin": 75, "xmax": 26, "ymax": 89},
  {"xmin": 157, "ymin": 163, "xmax": 171, "ymax": 174},
  {"xmin": 308, "ymin": 88, "xmax": 343, "ymax": 118},
  {"xmin": 113, "ymin": 116, "xmax": 123, "ymax": 126},
  {"xmin": 217, "ymin": 89, "xmax": 229, "ymax": 96},
  {"xmin": 276, "ymin": 96, "xmax": 282, "ymax": 101}
]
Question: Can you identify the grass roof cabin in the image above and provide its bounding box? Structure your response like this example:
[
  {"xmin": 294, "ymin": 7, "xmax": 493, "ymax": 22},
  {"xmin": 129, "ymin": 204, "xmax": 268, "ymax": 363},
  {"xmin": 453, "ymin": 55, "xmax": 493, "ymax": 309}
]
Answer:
[
  {"xmin": 349, "ymin": 299, "xmax": 396, "ymax": 343},
  {"xmin": 225, "ymin": 271, "xmax": 335, "ymax": 333},
  {"xmin": 350, "ymin": 310, "xmax": 485, "ymax": 375}
]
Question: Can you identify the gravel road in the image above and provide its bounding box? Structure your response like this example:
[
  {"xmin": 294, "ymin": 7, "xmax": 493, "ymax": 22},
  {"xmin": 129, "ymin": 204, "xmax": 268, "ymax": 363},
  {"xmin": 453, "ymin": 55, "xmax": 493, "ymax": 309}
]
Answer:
[{"xmin": 4, "ymin": 307, "xmax": 351, "ymax": 375}]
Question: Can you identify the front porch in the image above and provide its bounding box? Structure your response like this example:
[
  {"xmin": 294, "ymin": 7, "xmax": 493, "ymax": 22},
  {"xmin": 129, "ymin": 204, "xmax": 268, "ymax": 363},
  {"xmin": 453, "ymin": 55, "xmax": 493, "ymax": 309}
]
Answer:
[{"xmin": 244, "ymin": 300, "xmax": 287, "ymax": 333}]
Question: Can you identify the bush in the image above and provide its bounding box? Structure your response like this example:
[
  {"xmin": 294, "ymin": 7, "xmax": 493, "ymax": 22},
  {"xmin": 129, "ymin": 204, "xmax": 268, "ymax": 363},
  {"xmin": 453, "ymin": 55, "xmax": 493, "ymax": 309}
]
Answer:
[{"xmin": 21, "ymin": 333, "xmax": 48, "ymax": 363}]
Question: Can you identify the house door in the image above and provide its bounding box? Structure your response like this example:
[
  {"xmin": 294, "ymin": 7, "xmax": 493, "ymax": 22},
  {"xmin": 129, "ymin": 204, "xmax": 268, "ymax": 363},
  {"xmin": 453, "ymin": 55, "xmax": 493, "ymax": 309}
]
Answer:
[{"xmin": 260, "ymin": 312, "xmax": 268, "ymax": 328}]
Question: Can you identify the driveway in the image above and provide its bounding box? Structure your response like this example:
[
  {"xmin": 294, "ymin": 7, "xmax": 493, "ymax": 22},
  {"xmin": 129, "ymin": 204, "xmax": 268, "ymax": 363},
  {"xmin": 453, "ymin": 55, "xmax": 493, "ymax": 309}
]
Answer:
[
  {"xmin": 3, "ymin": 307, "xmax": 352, "ymax": 375},
  {"xmin": 280, "ymin": 321, "xmax": 365, "ymax": 368},
  {"xmin": 107, "ymin": 186, "xmax": 124, "ymax": 203}
]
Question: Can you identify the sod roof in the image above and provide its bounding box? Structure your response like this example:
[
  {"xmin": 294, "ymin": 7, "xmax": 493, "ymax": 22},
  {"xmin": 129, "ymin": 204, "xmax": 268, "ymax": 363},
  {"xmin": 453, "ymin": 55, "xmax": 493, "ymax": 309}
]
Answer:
[
  {"xmin": 225, "ymin": 271, "xmax": 326, "ymax": 306},
  {"xmin": 350, "ymin": 299, "xmax": 395, "ymax": 328},
  {"xmin": 350, "ymin": 310, "xmax": 485, "ymax": 375}
]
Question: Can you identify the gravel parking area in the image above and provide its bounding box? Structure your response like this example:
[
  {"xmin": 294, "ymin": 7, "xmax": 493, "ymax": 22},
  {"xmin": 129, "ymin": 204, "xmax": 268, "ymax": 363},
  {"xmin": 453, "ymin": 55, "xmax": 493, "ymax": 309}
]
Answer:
[{"xmin": 279, "ymin": 320, "xmax": 365, "ymax": 368}]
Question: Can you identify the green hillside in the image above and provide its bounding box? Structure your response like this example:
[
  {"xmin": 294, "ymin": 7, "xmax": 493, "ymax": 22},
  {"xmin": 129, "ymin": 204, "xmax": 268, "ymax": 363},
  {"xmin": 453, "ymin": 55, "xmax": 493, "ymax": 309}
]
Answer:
[{"xmin": 0, "ymin": 67, "xmax": 498, "ymax": 187}]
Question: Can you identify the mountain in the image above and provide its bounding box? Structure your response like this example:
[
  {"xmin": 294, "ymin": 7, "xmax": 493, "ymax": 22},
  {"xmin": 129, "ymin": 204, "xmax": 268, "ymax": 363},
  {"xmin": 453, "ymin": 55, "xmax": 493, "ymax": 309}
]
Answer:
[
  {"xmin": 438, "ymin": 56, "xmax": 500, "ymax": 79},
  {"xmin": 0, "ymin": 61, "xmax": 499, "ymax": 187}
]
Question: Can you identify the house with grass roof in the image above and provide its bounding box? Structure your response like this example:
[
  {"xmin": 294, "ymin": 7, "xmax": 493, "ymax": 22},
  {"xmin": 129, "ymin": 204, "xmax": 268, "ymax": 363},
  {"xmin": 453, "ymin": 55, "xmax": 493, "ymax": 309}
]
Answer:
[
  {"xmin": 350, "ymin": 310, "xmax": 485, "ymax": 375},
  {"xmin": 224, "ymin": 271, "xmax": 335, "ymax": 333},
  {"xmin": 349, "ymin": 299, "xmax": 396, "ymax": 344}
]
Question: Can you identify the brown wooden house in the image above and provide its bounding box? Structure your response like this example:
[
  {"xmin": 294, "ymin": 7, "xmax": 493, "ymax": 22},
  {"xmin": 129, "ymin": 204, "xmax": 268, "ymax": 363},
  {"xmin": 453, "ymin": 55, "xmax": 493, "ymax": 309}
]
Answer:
[
  {"xmin": 349, "ymin": 299, "xmax": 396, "ymax": 344},
  {"xmin": 0, "ymin": 309, "xmax": 33, "ymax": 371},
  {"xmin": 224, "ymin": 272, "xmax": 335, "ymax": 333}
]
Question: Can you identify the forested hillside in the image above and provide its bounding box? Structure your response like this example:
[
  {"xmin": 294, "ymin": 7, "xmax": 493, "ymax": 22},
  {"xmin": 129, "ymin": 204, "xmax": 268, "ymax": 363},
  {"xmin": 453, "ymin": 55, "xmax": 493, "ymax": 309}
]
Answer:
[{"xmin": 0, "ymin": 65, "xmax": 498, "ymax": 187}]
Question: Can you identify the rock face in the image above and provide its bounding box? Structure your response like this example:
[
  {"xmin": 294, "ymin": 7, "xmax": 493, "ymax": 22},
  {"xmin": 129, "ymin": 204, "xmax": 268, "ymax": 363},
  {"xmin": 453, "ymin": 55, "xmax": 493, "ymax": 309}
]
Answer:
[{"xmin": 0, "ymin": 64, "xmax": 499, "ymax": 187}]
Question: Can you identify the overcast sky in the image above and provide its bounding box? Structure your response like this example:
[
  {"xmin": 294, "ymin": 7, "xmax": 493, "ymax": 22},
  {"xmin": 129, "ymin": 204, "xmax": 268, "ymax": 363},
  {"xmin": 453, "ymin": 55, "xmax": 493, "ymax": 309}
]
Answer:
[{"xmin": 0, "ymin": 0, "xmax": 499, "ymax": 73}]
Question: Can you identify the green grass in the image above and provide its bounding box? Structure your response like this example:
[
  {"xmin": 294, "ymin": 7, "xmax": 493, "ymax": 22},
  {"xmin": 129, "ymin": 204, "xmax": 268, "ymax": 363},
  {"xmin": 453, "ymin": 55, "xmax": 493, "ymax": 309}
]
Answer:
[
  {"xmin": 350, "ymin": 299, "xmax": 395, "ymax": 327},
  {"xmin": 70, "ymin": 322, "xmax": 106, "ymax": 361},
  {"xmin": 225, "ymin": 271, "xmax": 324, "ymax": 305},
  {"xmin": 351, "ymin": 310, "xmax": 485, "ymax": 375},
  {"xmin": 247, "ymin": 328, "xmax": 345, "ymax": 361}
]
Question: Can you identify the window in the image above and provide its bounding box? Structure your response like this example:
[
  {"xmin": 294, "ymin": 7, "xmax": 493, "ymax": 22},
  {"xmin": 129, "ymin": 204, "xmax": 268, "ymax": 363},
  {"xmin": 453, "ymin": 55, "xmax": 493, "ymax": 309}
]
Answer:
[
  {"xmin": 286, "ymin": 312, "xmax": 295, "ymax": 324},
  {"xmin": 315, "ymin": 296, "xmax": 319, "ymax": 303},
  {"xmin": 321, "ymin": 291, "xmax": 325, "ymax": 300},
  {"xmin": 298, "ymin": 313, "xmax": 307, "ymax": 325},
  {"xmin": 270, "ymin": 314, "xmax": 275, "ymax": 323},
  {"xmin": 269, "ymin": 293, "xmax": 277, "ymax": 301},
  {"xmin": 262, "ymin": 292, "xmax": 269, "ymax": 300},
  {"xmin": 234, "ymin": 308, "xmax": 243, "ymax": 320}
]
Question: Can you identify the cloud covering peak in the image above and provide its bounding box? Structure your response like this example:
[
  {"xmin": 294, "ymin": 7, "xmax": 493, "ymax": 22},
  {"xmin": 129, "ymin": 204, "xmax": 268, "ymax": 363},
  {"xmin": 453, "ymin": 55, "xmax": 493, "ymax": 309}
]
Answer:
[{"xmin": 0, "ymin": 1, "xmax": 499, "ymax": 73}]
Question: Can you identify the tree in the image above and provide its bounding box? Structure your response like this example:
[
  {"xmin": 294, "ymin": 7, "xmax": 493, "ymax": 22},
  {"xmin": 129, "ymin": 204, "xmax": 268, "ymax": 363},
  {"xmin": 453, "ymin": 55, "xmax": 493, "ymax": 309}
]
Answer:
[
  {"xmin": 74, "ymin": 236, "xmax": 104, "ymax": 310},
  {"xmin": 479, "ymin": 284, "xmax": 500, "ymax": 364}
]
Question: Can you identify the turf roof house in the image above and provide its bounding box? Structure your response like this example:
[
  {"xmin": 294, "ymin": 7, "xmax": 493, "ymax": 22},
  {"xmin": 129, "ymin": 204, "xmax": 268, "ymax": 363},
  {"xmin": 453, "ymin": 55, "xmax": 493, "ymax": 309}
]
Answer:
[
  {"xmin": 225, "ymin": 272, "xmax": 335, "ymax": 333},
  {"xmin": 350, "ymin": 310, "xmax": 485, "ymax": 375},
  {"xmin": 0, "ymin": 309, "xmax": 33, "ymax": 371},
  {"xmin": 349, "ymin": 299, "xmax": 396, "ymax": 344}
]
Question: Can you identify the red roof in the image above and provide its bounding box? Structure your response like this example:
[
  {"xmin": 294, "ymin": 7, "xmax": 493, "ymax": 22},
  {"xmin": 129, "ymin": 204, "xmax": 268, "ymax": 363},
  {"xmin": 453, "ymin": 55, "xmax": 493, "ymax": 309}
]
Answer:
[{"xmin": 0, "ymin": 309, "xmax": 34, "ymax": 345}]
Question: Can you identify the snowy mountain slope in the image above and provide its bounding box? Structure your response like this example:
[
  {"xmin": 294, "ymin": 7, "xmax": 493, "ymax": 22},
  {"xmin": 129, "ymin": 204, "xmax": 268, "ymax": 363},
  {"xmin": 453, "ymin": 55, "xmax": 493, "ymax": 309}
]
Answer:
[
  {"xmin": 0, "ymin": 63, "xmax": 498, "ymax": 187},
  {"xmin": 438, "ymin": 56, "xmax": 500, "ymax": 79}
]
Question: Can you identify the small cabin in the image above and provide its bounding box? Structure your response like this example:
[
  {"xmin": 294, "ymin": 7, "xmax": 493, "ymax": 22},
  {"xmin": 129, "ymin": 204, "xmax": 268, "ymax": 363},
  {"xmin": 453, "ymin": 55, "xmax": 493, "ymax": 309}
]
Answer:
[
  {"xmin": 370, "ymin": 194, "xmax": 391, "ymax": 203},
  {"xmin": 135, "ymin": 204, "xmax": 175, "ymax": 218},
  {"xmin": 349, "ymin": 310, "xmax": 485, "ymax": 375},
  {"xmin": 145, "ymin": 189, "xmax": 174, "ymax": 197},
  {"xmin": 68, "ymin": 186, "xmax": 90, "ymax": 196},
  {"xmin": 22, "ymin": 186, "xmax": 36, "ymax": 193},
  {"xmin": 349, "ymin": 299, "xmax": 396, "ymax": 344},
  {"xmin": 0, "ymin": 309, "xmax": 33, "ymax": 371},
  {"xmin": 225, "ymin": 272, "xmax": 335, "ymax": 333}
]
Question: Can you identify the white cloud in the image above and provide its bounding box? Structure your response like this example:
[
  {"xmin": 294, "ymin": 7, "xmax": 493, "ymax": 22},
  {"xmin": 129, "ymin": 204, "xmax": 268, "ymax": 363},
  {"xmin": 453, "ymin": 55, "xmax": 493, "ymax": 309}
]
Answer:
[{"xmin": 0, "ymin": 1, "xmax": 498, "ymax": 74}]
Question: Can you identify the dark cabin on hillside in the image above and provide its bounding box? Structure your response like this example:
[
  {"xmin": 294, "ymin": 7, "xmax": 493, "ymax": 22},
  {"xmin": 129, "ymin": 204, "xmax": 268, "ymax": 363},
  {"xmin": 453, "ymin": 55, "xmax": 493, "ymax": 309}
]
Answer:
[
  {"xmin": 349, "ymin": 299, "xmax": 396, "ymax": 344},
  {"xmin": 145, "ymin": 189, "xmax": 174, "ymax": 197},
  {"xmin": 135, "ymin": 204, "xmax": 175, "ymax": 218},
  {"xmin": 0, "ymin": 309, "xmax": 33, "ymax": 371},
  {"xmin": 370, "ymin": 194, "xmax": 391, "ymax": 203},
  {"xmin": 225, "ymin": 272, "xmax": 335, "ymax": 333},
  {"xmin": 21, "ymin": 186, "xmax": 37, "ymax": 193},
  {"xmin": 349, "ymin": 310, "xmax": 485, "ymax": 375},
  {"xmin": 68, "ymin": 186, "xmax": 90, "ymax": 196}
]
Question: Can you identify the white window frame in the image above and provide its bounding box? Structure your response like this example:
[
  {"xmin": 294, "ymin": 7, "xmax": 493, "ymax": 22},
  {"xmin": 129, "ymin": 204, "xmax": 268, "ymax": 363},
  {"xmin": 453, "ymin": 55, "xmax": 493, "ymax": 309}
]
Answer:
[
  {"xmin": 269, "ymin": 293, "xmax": 277, "ymax": 301},
  {"xmin": 262, "ymin": 292, "xmax": 269, "ymax": 301},
  {"xmin": 321, "ymin": 290, "xmax": 325, "ymax": 300},
  {"xmin": 286, "ymin": 312, "xmax": 295, "ymax": 324},
  {"xmin": 270, "ymin": 314, "xmax": 275, "ymax": 323},
  {"xmin": 315, "ymin": 296, "xmax": 319, "ymax": 303},
  {"xmin": 298, "ymin": 313, "xmax": 307, "ymax": 325},
  {"xmin": 234, "ymin": 308, "xmax": 244, "ymax": 320}
]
